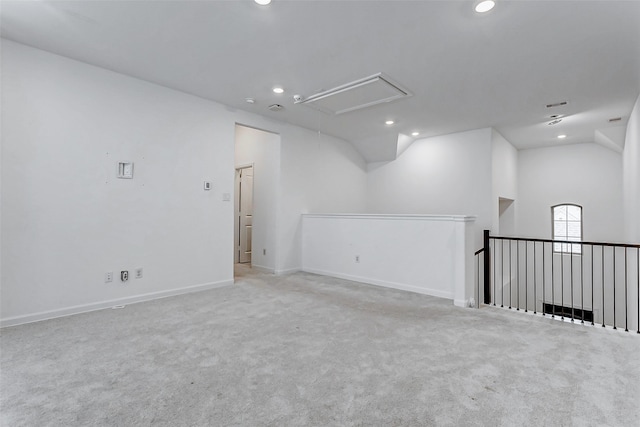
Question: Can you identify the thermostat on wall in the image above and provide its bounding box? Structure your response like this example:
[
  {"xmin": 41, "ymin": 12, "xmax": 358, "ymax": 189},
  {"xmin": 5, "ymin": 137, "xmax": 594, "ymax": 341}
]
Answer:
[{"xmin": 117, "ymin": 162, "xmax": 134, "ymax": 179}]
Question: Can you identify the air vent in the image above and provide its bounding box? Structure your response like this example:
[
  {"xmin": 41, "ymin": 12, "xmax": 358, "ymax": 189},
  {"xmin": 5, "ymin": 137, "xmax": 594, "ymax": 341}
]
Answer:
[
  {"xmin": 301, "ymin": 73, "xmax": 411, "ymax": 115},
  {"xmin": 609, "ymin": 117, "xmax": 622, "ymax": 123},
  {"xmin": 548, "ymin": 119, "xmax": 563, "ymax": 125},
  {"xmin": 268, "ymin": 104, "xmax": 284, "ymax": 112},
  {"xmin": 546, "ymin": 101, "xmax": 568, "ymax": 108}
]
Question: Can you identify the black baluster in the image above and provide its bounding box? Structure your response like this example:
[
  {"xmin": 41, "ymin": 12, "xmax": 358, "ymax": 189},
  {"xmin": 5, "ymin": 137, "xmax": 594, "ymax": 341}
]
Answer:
[
  {"xmin": 580, "ymin": 244, "xmax": 584, "ymax": 324},
  {"xmin": 571, "ymin": 245, "xmax": 574, "ymax": 322},
  {"xmin": 509, "ymin": 240, "xmax": 512, "ymax": 309},
  {"xmin": 493, "ymin": 240, "xmax": 496, "ymax": 306},
  {"xmin": 591, "ymin": 245, "xmax": 594, "ymax": 325},
  {"xmin": 501, "ymin": 240, "xmax": 504, "ymax": 308},
  {"xmin": 613, "ymin": 247, "xmax": 617, "ymax": 330},
  {"xmin": 517, "ymin": 240, "xmax": 520, "ymax": 311},
  {"xmin": 637, "ymin": 248, "xmax": 639, "ymax": 334},
  {"xmin": 525, "ymin": 241, "xmax": 528, "ymax": 312},
  {"xmin": 561, "ymin": 244, "xmax": 564, "ymax": 320},
  {"xmin": 534, "ymin": 242, "xmax": 537, "ymax": 314},
  {"xmin": 542, "ymin": 242, "xmax": 546, "ymax": 316},
  {"xmin": 625, "ymin": 247, "xmax": 628, "ymax": 332},
  {"xmin": 551, "ymin": 243, "xmax": 555, "ymax": 318},
  {"xmin": 602, "ymin": 246, "xmax": 605, "ymax": 328}
]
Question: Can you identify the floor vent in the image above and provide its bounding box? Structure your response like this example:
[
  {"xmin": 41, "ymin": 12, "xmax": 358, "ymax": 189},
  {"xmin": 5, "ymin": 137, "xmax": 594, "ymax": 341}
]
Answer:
[
  {"xmin": 300, "ymin": 73, "xmax": 411, "ymax": 115},
  {"xmin": 543, "ymin": 303, "xmax": 593, "ymax": 322}
]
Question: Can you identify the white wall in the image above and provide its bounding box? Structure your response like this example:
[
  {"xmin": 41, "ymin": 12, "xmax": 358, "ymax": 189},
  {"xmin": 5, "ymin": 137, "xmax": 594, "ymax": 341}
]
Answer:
[
  {"xmin": 517, "ymin": 143, "xmax": 624, "ymax": 242},
  {"xmin": 1, "ymin": 40, "xmax": 368, "ymax": 324},
  {"xmin": 302, "ymin": 214, "xmax": 476, "ymax": 306},
  {"xmin": 491, "ymin": 129, "xmax": 518, "ymax": 234},
  {"xmin": 277, "ymin": 129, "xmax": 368, "ymax": 273},
  {"xmin": 366, "ymin": 128, "xmax": 493, "ymax": 247},
  {"xmin": 1, "ymin": 40, "xmax": 235, "ymax": 324},
  {"xmin": 234, "ymin": 125, "xmax": 280, "ymax": 271},
  {"xmin": 623, "ymin": 94, "xmax": 640, "ymax": 243}
]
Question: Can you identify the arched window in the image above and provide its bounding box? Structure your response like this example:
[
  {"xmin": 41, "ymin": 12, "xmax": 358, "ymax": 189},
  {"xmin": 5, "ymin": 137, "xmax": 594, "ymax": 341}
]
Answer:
[{"xmin": 552, "ymin": 204, "xmax": 582, "ymax": 254}]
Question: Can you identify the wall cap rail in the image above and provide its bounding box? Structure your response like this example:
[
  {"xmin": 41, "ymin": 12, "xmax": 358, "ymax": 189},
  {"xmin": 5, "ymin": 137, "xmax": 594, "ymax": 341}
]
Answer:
[{"xmin": 303, "ymin": 213, "xmax": 477, "ymax": 222}]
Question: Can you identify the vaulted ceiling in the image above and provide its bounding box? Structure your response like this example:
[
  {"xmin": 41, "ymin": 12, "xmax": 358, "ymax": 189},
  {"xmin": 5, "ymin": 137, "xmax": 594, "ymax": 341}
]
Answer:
[{"xmin": 2, "ymin": 0, "xmax": 639, "ymax": 161}]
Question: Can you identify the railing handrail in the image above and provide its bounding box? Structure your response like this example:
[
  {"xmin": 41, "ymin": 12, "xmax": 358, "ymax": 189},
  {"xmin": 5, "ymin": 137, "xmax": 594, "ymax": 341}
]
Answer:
[
  {"xmin": 475, "ymin": 229, "xmax": 640, "ymax": 333},
  {"xmin": 489, "ymin": 235, "xmax": 640, "ymax": 249}
]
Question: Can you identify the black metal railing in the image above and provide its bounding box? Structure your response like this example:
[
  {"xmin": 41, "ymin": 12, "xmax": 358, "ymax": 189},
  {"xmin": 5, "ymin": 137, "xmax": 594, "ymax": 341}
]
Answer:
[{"xmin": 475, "ymin": 230, "xmax": 640, "ymax": 333}]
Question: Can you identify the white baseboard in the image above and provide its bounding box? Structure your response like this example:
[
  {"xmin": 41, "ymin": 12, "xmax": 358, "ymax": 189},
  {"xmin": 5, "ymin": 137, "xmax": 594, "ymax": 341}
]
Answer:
[
  {"xmin": 275, "ymin": 268, "xmax": 300, "ymax": 275},
  {"xmin": 302, "ymin": 268, "xmax": 453, "ymax": 301},
  {"xmin": 454, "ymin": 298, "xmax": 476, "ymax": 308},
  {"xmin": 1, "ymin": 279, "xmax": 233, "ymax": 328},
  {"xmin": 249, "ymin": 264, "xmax": 275, "ymax": 274}
]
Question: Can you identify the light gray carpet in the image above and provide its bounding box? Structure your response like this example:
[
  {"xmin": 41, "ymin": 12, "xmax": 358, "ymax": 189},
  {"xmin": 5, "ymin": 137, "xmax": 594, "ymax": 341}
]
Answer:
[{"xmin": 1, "ymin": 266, "xmax": 639, "ymax": 426}]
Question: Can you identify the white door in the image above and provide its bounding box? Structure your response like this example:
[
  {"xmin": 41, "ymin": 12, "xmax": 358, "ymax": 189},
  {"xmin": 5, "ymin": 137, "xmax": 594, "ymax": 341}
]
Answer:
[{"xmin": 235, "ymin": 166, "xmax": 253, "ymax": 264}]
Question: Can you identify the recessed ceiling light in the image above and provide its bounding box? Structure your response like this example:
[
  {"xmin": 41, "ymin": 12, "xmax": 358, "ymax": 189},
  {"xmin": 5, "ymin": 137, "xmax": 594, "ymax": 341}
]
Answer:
[
  {"xmin": 385, "ymin": 120, "xmax": 395, "ymax": 125},
  {"xmin": 412, "ymin": 132, "xmax": 420, "ymax": 136},
  {"xmin": 273, "ymin": 87, "xmax": 284, "ymax": 94},
  {"xmin": 557, "ymin": 134, "xmax": 567, "ymax": 139},
  {"xmin": 475, "ymin": 1, "xmax": 495, "ymax": 13},
  {"xmin": 245, "ymin": 98, "xmax": 255, "ymax": 104},
  {"xmin": 255, "ymin": 0, "xmax": 272, "ymax": 5}
]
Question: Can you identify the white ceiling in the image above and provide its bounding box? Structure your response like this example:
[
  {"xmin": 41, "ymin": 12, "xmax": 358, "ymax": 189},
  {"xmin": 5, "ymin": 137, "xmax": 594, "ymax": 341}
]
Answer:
[{"xmin": 2, "ymin": 0, "xmax": 639, "ymax": 162}]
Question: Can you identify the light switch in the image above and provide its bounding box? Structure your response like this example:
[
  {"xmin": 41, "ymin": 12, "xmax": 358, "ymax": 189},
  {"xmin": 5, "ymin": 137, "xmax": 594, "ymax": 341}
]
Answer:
[{"xmin": 204, "ymin": 181, "xmax": 212, "ymax": 190}]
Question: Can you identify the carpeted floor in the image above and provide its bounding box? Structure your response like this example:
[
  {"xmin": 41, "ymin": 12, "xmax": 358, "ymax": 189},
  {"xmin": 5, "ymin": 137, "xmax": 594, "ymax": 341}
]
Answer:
[{"xmin": 1, "ymin": 266, "xmax": 639, "ymax": 426}]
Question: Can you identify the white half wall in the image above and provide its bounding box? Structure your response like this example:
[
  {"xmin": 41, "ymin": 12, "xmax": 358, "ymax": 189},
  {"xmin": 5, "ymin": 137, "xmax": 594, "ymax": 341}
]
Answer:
[
  {"xmin": 623, "ymin": 94, "xmax": 640, "ymax": 243},
  {"xmin": 302, "ymin": 214, "xmax": 477, "ymax": 306},
  {"xmin": 517, "ymin": 143, "xmax": 624, "ymax": 242},
  {"xmin": 366, "ymin": 128, "xmax": 492, "ymax": 248}
]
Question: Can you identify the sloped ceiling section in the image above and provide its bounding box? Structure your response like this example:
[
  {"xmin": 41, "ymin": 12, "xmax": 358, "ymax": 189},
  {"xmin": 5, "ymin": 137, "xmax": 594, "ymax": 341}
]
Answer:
[{"xmin": 1, "ymin": 1, "xmax": 639, "ymax": 161}]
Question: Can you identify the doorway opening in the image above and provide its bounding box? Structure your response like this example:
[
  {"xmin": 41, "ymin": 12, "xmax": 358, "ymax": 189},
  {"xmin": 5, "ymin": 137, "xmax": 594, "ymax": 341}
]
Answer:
[
  {"xmin": 234, "ymin": 124, "xmax": 280, "ymax": 279},
  {"xmin": 235, "ymin": 165, "xmax": 253, "ymax": 265},
  {"xmin": 498, "ymin": 197, "xmax": 515, "ymax": 236}
]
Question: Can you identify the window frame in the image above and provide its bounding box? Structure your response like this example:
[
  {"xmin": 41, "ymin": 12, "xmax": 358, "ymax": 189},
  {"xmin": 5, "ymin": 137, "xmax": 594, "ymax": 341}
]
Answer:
[{"xmin": 551, "ymin": 203, "xmax": 583, "ymax": 255}]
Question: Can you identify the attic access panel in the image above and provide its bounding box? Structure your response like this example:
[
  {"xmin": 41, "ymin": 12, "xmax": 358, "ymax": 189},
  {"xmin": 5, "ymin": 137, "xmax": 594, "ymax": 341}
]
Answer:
[{"xmin": 300, "ymin": 73, "xmax": 411, "ymax": 115}]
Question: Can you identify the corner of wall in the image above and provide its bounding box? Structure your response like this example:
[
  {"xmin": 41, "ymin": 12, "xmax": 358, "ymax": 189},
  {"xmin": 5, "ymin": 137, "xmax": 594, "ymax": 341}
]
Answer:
[{"xmin": 623, "ymin": 93, "xmax": 640, "ymax": 242}]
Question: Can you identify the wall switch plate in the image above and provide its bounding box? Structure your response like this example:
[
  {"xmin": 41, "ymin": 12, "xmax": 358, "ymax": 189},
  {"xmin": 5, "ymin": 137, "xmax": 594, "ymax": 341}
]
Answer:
[
  {"xmin": 105, "ymin": 272, "xmax": 113, "ymax": 283},
  {"xmin": 121, "ymin": 271, "xmax": 129, "ymax": 282},
  {"xmin": 263, "ymin": 249, "xmax": 266, "ymax": 255},
  {"xmin": 204, "ymin": 181, "xmax": 211, "ymax": 190},
  {"xmin": 117, "ymin": 162, "xmax": 134, "ymax": 179},
  {"xmin": 355, "ymin": 255, "xmax": 360, "ymax": 263},
  {"xmin": 135, "ymin": 267, "xmax": 143, "ymax": 279}
]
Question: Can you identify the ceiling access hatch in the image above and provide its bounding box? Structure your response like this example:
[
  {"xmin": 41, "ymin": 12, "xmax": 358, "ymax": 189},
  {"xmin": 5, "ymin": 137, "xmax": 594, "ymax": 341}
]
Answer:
[{"xmin": 300, "ymin": 73, "xmax": 411, "ymax": 115}]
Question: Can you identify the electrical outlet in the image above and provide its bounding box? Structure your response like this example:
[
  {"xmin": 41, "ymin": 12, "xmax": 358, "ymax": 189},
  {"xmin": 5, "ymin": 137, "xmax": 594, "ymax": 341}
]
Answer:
[
  {"xmin": 121, "ymin": 271, "xmax": 129, "ymax": 282},
  {"xmin": 135, "ymin": 267, "xmax": 143, "ymax": 279},
  {"xmin": 105, "ymin": 272, "xmax": 113, "ymax": 283},
  {"xmin": 355, "ymin": 255, "xmax": 360, "ymax": 263}
]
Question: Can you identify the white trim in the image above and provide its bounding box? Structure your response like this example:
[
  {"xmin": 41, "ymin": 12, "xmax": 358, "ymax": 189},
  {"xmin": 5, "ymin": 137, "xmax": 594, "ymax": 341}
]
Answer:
[
  {"xmin": 302, "ymin": 213, "xmax": 476, "ymax": 222},
  {"xmin": 249, "ymin": 264, "xmax": 275, "ymax": 274},
  {"xmin": 275, "ymin": 268, "xmax": 300, "ymax": 275},
  {"xmin": 1, "ymin": 279, "xmax": 233, "ymax": 328},
  {"xmin": 454, "ymin": 298, "xmax": 476, "ymax": 308},
  {"xmin": 302, "ymin": 268, "xmax": 454, "ymax": 300}
]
